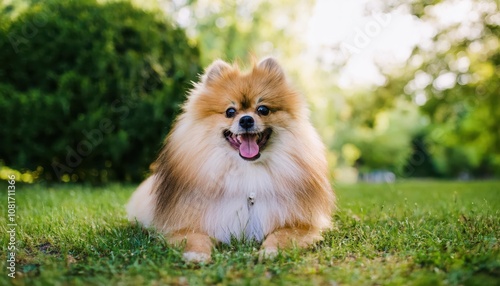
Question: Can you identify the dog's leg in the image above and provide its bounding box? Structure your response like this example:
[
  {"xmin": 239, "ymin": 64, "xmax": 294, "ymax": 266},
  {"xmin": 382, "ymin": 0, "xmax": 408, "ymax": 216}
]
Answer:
[
  {"xmin": 259, "ymin": 226, "xmax": 323, "ymax": 259},
  {"xmin": 169, "ymin": 231, "xmax": 213, "ymax": 263}
]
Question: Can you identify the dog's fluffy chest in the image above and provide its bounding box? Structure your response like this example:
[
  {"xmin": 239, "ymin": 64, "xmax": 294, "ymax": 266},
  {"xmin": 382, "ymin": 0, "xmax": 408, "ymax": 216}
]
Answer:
[{"xmin": 203, "ymin": 163, "xmax": 288, "ymax": 243}]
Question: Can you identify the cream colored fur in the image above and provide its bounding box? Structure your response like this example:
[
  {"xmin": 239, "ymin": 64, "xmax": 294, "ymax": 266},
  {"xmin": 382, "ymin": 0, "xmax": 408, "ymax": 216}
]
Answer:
[{"xmin": 126, "ymin": 175, "xmax": 155, "ymax": 227}]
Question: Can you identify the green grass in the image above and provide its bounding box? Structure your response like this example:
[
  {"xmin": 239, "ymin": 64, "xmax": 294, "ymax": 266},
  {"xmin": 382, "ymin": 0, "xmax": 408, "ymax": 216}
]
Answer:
[{"xmin": 1, "ymin": 181, "xmax": 499, "ymax": 285}]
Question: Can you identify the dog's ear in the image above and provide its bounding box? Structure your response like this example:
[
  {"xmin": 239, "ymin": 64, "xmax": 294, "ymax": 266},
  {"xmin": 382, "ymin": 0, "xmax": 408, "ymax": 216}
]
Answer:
[
  {"xmin": 202, "ymin": 59, "xmax": 232, "ymax": 84},
  {"xmin": 257, "ymin": 57, "xmax": 285, "ymax": 81}
]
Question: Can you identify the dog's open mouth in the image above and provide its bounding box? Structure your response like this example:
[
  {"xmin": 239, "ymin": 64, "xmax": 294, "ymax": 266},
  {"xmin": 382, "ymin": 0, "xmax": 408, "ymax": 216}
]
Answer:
[{"xmin": 223, "ymin": 128, "xmax": 272, "ymax": 161}]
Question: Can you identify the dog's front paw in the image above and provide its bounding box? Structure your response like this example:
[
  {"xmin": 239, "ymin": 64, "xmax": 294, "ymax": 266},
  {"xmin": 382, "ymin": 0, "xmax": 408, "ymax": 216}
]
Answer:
[
  {"xmin": 182, "ymin": 251, "xmax": 211, "ymax": 263},
  {"xmin": 258, "ymin": 247, "xmax": 278, "ymax": 262}
]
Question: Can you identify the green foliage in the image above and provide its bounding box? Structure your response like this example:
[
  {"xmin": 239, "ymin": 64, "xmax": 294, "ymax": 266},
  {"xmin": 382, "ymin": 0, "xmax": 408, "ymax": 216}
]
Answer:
[
  {"xmin": 312, "ymin": 0, "xmax": 499, "ymax": 178},
  {"xmin": 0, "ymin": 0, "xmax": 201, "ymax": 182},
  {"xmin": 168, "ymin": 0, "xmax": 314, "ymax": 66},
  {"xmin": 375, "ymin": 0, "xmax": 500, "ymax": 177},
  {"xmin": 332, "ymin": 94, "xmax": 424, "ymax": 174},
  {"xmin": 0, "ymin": 181, "xmax": 498, "ymax": 284}
]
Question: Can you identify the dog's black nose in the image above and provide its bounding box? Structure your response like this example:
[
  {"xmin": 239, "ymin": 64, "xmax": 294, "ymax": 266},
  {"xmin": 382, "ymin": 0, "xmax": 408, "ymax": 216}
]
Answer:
[{"xmin": 239, "ymin": 115, "xmax": 254, "ymax": 129}]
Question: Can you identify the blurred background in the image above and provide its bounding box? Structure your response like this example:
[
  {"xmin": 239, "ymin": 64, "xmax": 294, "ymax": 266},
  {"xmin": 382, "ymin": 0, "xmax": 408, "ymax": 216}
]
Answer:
[{"xmin": 0, "ymin": 0, "xmax": 498, "ymax": 184}]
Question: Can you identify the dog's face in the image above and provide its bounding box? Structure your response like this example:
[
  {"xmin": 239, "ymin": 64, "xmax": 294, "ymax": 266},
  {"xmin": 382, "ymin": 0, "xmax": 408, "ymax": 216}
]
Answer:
[
  {"xmin": 222, "ymin": 108, "xmax": 273, "ymax": 161},
  {"xmin": 185, "ymin": 58, "xmax": 306, "ymax": 161}
]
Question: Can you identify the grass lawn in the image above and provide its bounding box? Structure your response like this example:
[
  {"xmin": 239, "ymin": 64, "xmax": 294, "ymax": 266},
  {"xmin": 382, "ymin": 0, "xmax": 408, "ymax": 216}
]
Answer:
[{"xmin": 1, "ymin": 180, "xmax": 499, "ymax": 285}]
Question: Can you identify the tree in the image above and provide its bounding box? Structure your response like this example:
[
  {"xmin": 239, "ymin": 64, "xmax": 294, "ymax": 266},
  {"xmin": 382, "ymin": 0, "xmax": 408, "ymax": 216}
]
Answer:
[
  {"xmin": 0, "ymin": 0, "xmax": 201, "ymax": 183},
  {"xmin": 161, "ymin": 0, "xmax": 314, "ymax": 67},
  {"xmin": 379, "ymin": 0, "xmax": 500, "ymax": 177}
]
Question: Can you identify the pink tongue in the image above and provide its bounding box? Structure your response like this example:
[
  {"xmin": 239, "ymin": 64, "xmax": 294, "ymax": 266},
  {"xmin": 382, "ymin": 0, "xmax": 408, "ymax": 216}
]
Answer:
[{"xmin": 239, "ymin": 134, "xmax": 259, "ymax": 159}]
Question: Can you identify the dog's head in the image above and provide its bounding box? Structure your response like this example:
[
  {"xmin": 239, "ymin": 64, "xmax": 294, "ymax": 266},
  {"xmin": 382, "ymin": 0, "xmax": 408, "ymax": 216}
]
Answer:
[{"xmin": 183, "ymin": 57, "xmax": 307, "ymax": 162}]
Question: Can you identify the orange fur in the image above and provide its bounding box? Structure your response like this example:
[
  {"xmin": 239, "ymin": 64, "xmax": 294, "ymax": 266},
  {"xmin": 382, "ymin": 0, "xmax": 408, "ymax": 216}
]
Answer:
[{"xmin": 127, "ymin": 57, "xmax": 335, "ymax": 263}]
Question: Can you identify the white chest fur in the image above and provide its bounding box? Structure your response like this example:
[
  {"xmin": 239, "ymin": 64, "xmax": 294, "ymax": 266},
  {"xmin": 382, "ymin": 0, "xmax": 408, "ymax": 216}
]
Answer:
[{"xmin": 202, "ymin": 163, "xmax": 289, "ymax": 243}]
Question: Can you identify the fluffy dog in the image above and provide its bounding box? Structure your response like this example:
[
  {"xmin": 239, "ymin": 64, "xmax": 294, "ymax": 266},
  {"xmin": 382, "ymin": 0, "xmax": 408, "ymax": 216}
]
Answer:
[{"xmin": 127, "ymin": 57, "xmax": 335, "ymax": 263}]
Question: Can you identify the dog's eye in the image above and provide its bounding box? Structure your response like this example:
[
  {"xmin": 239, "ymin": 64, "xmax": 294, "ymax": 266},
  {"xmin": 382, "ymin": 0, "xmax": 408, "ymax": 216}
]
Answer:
[
  {"xmin": 225, "ymin": 107, "xmax": 237, "ymax": 118},
  {"xmin": 257, "ymin": 105, "xmax": 270, "ymax": 116}
]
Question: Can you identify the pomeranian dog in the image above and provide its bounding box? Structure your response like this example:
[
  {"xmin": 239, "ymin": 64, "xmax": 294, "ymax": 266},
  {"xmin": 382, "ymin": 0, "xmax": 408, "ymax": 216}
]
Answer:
[{"xmin": 127, "ymin": 57, "xmax": 335, "ymax": 263}]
